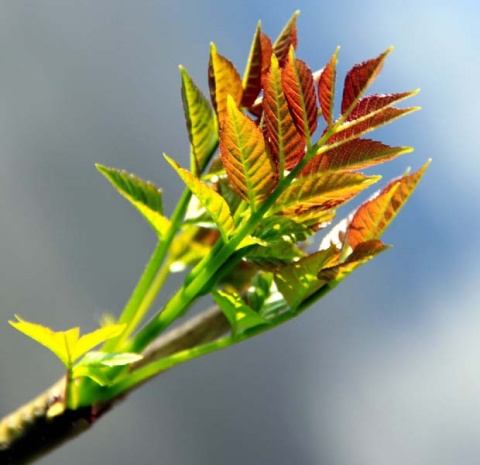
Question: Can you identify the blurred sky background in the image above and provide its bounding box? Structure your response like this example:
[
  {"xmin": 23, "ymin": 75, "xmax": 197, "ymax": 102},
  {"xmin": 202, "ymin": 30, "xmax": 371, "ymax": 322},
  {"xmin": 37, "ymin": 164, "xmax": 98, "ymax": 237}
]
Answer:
[{"xmin": 0, "ymin": 1, "xmax": 478, "ymax": 464}]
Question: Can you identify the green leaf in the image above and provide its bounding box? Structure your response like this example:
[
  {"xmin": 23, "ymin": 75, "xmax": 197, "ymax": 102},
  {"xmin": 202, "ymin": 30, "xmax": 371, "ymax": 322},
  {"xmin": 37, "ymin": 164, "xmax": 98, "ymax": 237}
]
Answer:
[
  {"xmin": 96, "ymin": 165, "xmax": 170, "ymax": 237},
  {"xmin": 76, "ymin": 351, "xmax": 143, "ymax": 368},
  {"xmin": 263, "ymin": 53, "xmax": 306, "ymax": 173},
  {"xmin": 273, "ymin": 247, "xmax": 339, "ymax": 309},
  {"xmin": 72, "ymin": 324, "xmax": 128, "ymax": 362},
  {"xmin": 212, "ymin": 290, "xmax": 269, "ymax": 336},
  {"xmin": 72, "ymin": 366, "xmax": 113, "ymax": 387},
  {"xmin": 164, "ymin": 154, "xmax": 235, "ymax": 242},
  {"xmin": 220, "ymin": 95, "xmax": 278, "ymax": 211},
  {"xmin": 9, "ymin": 316, "xmax": 126, "ymax": 368},
  {"xmin": 180, "ymin": 66, "xmax": 218, "ymax": 175}
]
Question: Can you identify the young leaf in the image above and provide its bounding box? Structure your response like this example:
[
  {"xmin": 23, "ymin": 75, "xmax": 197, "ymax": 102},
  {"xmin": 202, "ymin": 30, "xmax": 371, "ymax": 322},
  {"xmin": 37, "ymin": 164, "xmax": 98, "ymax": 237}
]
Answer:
[
  {"xmin": 316, "ymin": 240, "xmax": 390, "ymax": 287},
  {"xmin": 329, "ymin": 106, "xmax": 419, "ymax": 147},
  {"xmin": 282, "ymin": 47, "xmax": 318, "ymax": 141},
  {"xmin": 302, "ymin": 138, "xmax": 413, "ymax": 175},
  {"xmin": 271, "ymin": 172, "xmax": 380, "ymax": 215},
  {"xmin": 272, "ymin": 10, "xmax": 299, "ymax": 65},
  {"xmin": 208, "ymin": 43, "xmax": 243, "ymax": 122},
  {"xmin": 180, "ymin": 66, "xmax": 218, "ymax": 174},
  {"xmin": 241, "ymin": 23, "xmax": 273, "ymax": 108},
  {"xmin": 9, "ymin": 316, "xmax": 126, "ymax": 368},
  {"xmin": 212, "ymin": 289, "xmax": 268, "ymax": 336},
  {"xmin": 96, "ymin": 165, "xmax": 170, "ymax": 237},
  {"xmin": 71, "ymin": 324, "xmax": 128, "ymax": 362},
  {"xmin": 220, "ymin": 95, "xmax": 278, "ymax": 210},
  {"xmin": 263, "ymin": 54, "xmax": 306, "ymax": 173},
  {"xmin": 319, "ymin": 48, "xmax": 339, "ymax": 126},
  {"xmin": 346, "ymin": 90, "xmax": 419, "ymax": 122},
  {"xmin": 347, "ymin": 160, "xmax": 430, "ymax": 248},
  {"xmin": 76, "ymin": 351, "xmax": 143, "ymax": 368},
  {"xmin": 273, "ymin": 247, "xmax": 339, "ymax": 308},
  {"xmin": 341, "ymin": 47, "xmax": 393, "ymax": 116},
  {"xmin": 164, "ymin": 154, "xmax": 235, "ymax": 242}
]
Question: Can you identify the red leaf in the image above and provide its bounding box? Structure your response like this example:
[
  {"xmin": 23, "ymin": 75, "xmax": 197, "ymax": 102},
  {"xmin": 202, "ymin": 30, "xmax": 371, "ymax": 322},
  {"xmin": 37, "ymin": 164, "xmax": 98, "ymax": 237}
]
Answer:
[
  {"xmin": 329, "ymin": 106, "xmax": 419, "ymax": 146},
  {"xmin": 301, "ymin": 138, "xmax": 412, "ymax": 175},
  {"xmin": 272, "ymin": 11, "xmax": 299, "ymax": 65},
  {"xmin": 341, "ymin": 48, "xmax": 392, "ymax": 115},
  {"xmin": 282, "ymin": 47, "xmax": 318, "ymax": 139},
  {"xmin": 347, "ymin": 91, "xmax": 419, "ymax": 122},
  {"xmin": 346, "ymin": 160, "xmax": 430, "ymax": 248},
  {"xmin": 318, "ymin": 48, "xmax": 339, "ymax": 126},
  {"xmin": 242, "ymin": 25, "xmax": 273, "ymax": 108},
  {"xmin": 263, "ymin": 54, "xmax": 306, "ymax": 173}
]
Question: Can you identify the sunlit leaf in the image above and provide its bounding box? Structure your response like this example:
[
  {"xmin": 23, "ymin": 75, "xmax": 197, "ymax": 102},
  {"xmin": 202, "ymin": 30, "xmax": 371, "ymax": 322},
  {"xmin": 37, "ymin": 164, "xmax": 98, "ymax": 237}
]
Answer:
[
  {"xmin": 302, "ymin": 138, "xmax": 413, "ymax": 175},
  {"xmin": 180, "ymin": 66, "xmax": 218, "ymax": 174},
  {"xmin": 241, "ymin": 24, "xmax": 273, "ymax": 108},
  {"xmin": 272, "ymin": 172, "xmax": 380, "ymax": 215},
  {"xmin": 212, "ymin": 289, "xmax": 269, "ymax": 336},
  {"xmin": 220, "ymin": 95, "xmax": 278, "ymax": 210},
  {"xmin": 96, "ymin": 165, "xmax": 170, "ymax": 237},
  {"xmin": 329, "ymin": 106, "xmax": 419, "ymax": 147},
  {"xmin": 272, "ymin": 10, "xmax": 299, "ymax": 65},
  {"xmin": 346, "ymin": 90, "xmax": 419, "ymax": 122},
  {"xmin": 208, "ymin": 43, "xmax": 243, "ymax": 122},
  {"xmin": 9, "ymin": 316, "xmax": 79, "ymax": 367},
  {"xmin": 347, "ymin": 160, "xmax": 430, "ymax": 248},
  {"xmin": 282, "ymin": 47, "xmax": 318, "ymax": 141},
  {"xmin": 318, "ymin": 48, "xmax": 339, "ymax": 126},
  {"xmin": 317, "ymin": 240, "xmax": 390, "ymax": 284},
  {"xmin": 341, "ymin": 47, "xmax": 393, "ymax": 116},
  {"xmin": 72, "ymin": 324, "xmax": 127, "ymax": 362},
  {"xmin": 164, "ymin": 155, "xmax": 235, "ymax": 242},
  {"xmin": 9, "ymin": 316, "xmax": 126, "ymax": 368},
  {"xmin": 274, "ymin": 246, "xmax": 339, "ymax": 308},
  {"xmin": 263, "ymin": 54, "xmax": 306, "ymax": 173}
]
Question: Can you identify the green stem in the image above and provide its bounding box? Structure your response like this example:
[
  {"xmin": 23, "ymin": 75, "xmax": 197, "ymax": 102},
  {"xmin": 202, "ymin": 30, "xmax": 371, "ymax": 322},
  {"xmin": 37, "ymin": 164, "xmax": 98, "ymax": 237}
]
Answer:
[
  {"xmin": 127, "ymin": 127, "xmax": 339, "ymax": 353},
  {"xmin": 109, "ymin": 278, "xmax": 342, "ymax": 399},
  {"xmin": 103, "ymin": 187, "xmax": 193, "ymax": 352}
]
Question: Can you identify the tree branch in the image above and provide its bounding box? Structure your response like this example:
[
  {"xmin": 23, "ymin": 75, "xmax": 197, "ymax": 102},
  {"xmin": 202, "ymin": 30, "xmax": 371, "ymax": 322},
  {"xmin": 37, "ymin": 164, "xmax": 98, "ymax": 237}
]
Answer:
[{"xmin": 0, "ymin": 306, "xmax": 229, "ymax": 464}]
